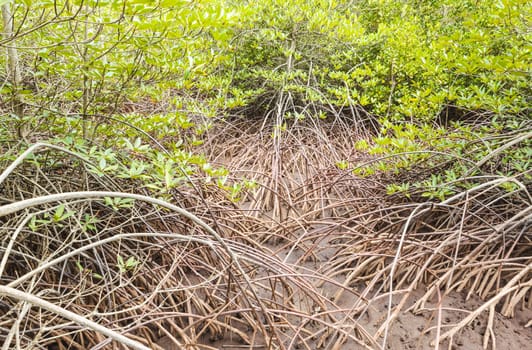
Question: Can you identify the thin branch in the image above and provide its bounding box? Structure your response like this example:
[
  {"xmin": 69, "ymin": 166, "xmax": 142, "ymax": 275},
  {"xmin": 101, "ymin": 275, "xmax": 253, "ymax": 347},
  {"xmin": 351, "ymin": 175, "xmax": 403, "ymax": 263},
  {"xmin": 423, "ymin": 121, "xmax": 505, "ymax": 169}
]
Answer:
[{"xmin": 0, "ymin": 285, "xmax": 151, "ymax": 350}]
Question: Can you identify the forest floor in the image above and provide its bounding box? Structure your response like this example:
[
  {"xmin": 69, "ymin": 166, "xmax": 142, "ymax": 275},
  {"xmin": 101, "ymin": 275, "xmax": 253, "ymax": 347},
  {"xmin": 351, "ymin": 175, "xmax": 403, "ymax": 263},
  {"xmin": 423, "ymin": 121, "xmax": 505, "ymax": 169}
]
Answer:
[
  {"xmin": 1, "ymin": 117, "xmax": 530, "ymax": 350},
  {"xmin": 155, "ymin": 248, "xmax": 532, "ymax": 350},
  {"xmin": 153, "ymin": 117, "xmax": 531, "ymax": 350}
]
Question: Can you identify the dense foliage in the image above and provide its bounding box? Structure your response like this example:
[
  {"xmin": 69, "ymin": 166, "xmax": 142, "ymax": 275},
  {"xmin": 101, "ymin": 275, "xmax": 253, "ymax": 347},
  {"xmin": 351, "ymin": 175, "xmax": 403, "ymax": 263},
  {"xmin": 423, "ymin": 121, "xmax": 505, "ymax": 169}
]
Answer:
[
  {"xmin": 1, "ymin": 0, "xmax": 529, "ymax": 200},
  {"xmin": 225, "ymin": 0, "xmax": 530, "ymax": 120}
]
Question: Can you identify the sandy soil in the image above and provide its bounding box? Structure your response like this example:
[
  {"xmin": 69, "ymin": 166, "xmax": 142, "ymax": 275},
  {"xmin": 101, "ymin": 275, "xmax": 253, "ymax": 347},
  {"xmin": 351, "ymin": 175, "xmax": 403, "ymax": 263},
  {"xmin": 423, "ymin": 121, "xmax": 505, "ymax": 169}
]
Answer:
[
  {"xmin": 155, "ymin": 291, "xmax": 531, "ymax": 350},
  {"xmin": 155, "ymin": 241, "xmax": 531, "ymax": 350}
]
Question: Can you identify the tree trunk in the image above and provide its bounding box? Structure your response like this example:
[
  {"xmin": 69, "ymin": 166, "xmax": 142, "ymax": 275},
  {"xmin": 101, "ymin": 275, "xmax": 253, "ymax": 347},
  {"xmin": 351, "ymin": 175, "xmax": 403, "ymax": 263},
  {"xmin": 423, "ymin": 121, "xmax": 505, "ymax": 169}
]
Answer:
[{"xmin": 2, "ymin": 2, "xmax": 25, "ymax": 136}]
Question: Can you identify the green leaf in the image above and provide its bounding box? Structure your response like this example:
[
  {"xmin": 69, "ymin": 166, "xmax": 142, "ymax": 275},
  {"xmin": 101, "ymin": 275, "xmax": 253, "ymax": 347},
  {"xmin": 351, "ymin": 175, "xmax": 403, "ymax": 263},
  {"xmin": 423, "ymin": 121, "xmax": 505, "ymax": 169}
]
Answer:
[{"xmin": 53, "ymin": 204, "xmax": 65, "ymax": 221}]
